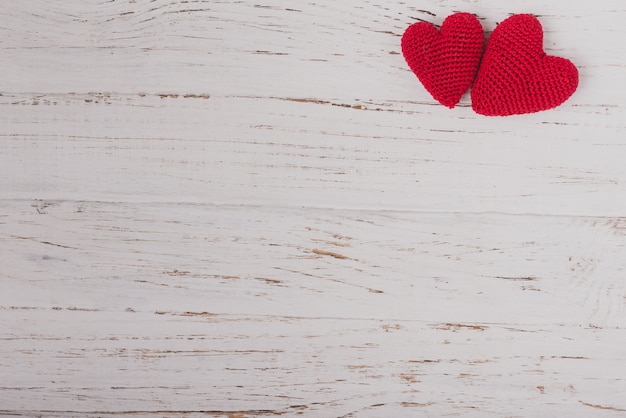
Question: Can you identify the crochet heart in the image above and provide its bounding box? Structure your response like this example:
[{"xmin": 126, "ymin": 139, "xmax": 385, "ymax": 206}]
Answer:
[
  {"xmin": 401, "ymin": 12, "xmax": 484, "ymax": 108},
  {"xmin": 471, "ymin": 14, "xmax": 579, "ymax": 116}
]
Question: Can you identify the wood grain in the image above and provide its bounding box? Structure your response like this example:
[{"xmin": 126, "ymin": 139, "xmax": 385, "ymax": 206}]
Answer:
[{"xmin": 2, "ymin": 0, "xmax": 626, "ymax": 416}]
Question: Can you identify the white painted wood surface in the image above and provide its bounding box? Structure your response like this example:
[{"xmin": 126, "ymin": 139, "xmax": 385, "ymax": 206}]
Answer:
[{"xmin": 1, "ymin": 1, "xmax": 626, "ymax": 416}]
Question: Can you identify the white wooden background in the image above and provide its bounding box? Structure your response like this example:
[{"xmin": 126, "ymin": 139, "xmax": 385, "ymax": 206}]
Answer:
[{"xmin": 1, "ymin": 1, "xmax": 626, "ymax": 416}]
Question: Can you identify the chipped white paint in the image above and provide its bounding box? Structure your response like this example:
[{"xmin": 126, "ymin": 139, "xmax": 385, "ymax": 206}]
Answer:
[{"xmin": 1, "ymin": 0, "xmax": 626, "ymax": 416}]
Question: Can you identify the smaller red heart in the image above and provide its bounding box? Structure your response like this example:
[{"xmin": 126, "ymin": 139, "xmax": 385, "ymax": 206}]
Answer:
[
  {"xmin": 471, "ymin": 14, "xmax": 579, "ymax": 116},
  {"xmin": 401, "ymin": 13, "xmax": 484, "ymax": 108}
]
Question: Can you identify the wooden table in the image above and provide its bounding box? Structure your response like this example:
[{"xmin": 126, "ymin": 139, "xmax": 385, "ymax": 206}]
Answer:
[{"xmin": 2, "ymin": 1, "xmax": 625, "ymax": 416}]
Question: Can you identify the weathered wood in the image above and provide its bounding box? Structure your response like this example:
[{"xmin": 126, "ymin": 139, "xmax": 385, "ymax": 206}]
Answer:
[{"xmin": 1, "ymin": 0, "xmax": 626, "ymax": 416}]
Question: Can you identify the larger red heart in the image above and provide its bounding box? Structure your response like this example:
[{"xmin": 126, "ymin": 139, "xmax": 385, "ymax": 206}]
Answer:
[
  {"xmin": 471, "ymin": 14, "xmax": 579, "ymax": 116},
  {"xmin": 401, "ymin": 13, "xmax": 484, "ymax": 108}
]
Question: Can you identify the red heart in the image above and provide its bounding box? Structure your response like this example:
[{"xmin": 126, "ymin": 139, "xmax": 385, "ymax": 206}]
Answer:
[
  {"xmin": 471, "ymin": 14, "xmax": 579, "ymax": 116},
  {"xmin": 401, "ymin": 13, "xmax": 484, "ymax": 108}
]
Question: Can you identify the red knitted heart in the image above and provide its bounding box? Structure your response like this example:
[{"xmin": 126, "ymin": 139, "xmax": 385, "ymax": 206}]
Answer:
[
  {"xmin": 401, "ymin": 13, "xmax": 484, "ymax": 108},
  {"xmin": 471, "ymin": 14, "xmax": 579, "ymax": 116}
]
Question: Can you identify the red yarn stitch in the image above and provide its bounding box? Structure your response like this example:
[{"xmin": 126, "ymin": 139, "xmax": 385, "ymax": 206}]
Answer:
[
  {"xmin": 401, "ymin": 13, "xmax": 484, "ymax": 108},
  {"xmin": 471, "ymin": 14, "xmax": 579, "ymax": 116}
]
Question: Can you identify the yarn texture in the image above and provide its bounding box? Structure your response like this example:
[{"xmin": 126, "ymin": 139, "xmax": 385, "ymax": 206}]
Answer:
[
  {"xmin": 471, "ymin": 14, "xmax": 579, "ymax": 116},
  {"xmin": 401, "ymin": 13, "xmax": 484, "ymax": 108}
]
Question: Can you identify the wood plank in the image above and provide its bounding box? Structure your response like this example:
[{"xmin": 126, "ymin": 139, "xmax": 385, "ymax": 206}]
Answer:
[
  {"xmin": 2, "ymin": 201, "xmax": 625, "ymax": 327},
  {"xmin": 2, "ymin": 92, "xmax": 626, "ymax": 215}
]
